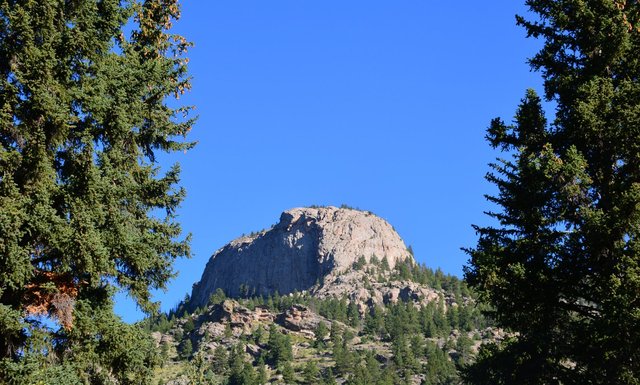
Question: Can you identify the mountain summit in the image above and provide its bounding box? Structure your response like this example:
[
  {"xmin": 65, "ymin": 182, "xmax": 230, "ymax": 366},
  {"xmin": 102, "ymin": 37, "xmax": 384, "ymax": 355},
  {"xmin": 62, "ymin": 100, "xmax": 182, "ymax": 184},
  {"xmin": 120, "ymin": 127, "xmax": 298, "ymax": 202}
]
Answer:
[{"xmin": 190, "ymin": 206, "xmax": 413, "ymax": 307}]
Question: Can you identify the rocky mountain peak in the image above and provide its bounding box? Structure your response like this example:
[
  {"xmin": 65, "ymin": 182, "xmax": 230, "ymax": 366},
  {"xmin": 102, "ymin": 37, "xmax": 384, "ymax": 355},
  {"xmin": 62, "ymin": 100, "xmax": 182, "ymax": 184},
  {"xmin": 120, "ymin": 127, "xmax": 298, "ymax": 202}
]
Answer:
[{"xmin": 190, "ymin": 206, "xmax": 413, "ymax": 308}]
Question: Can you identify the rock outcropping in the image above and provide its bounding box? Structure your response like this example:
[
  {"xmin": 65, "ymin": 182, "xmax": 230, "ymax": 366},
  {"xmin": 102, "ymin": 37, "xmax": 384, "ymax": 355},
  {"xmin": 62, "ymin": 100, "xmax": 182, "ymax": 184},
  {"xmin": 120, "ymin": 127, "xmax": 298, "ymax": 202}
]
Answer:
[{"xmin": 190, "ymin": 206, "xmax": 413, "ymax": 308}]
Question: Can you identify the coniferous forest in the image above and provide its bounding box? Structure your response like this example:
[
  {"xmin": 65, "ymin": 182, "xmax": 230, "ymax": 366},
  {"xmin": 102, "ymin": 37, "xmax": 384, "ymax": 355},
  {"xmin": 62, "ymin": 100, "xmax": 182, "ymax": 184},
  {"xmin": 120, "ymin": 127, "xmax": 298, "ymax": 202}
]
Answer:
[
  {"xmin": 1, "ymin": 0, "xmax": 639, "ymax": 384},
  {"xmin": 141, "ymin": 258, "xmax": 494, "ymax": 384}
]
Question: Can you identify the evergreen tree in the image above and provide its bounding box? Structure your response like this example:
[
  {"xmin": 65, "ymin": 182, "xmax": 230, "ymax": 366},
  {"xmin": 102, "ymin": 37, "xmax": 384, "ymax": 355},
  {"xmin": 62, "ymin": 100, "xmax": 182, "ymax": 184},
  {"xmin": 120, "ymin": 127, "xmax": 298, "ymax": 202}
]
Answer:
[
  {"xmin": 380, "ymin": 256, "xmax": 391, "ymax": 271},
  {"xmin": 302, "ymin": 360, "xmax": 320, "ymax": 385},
  {"xmin": 254, "ymin": 324, "xmax": 265, "ymax": 345},
  {"xmin": 228, "ymin": 361, "xmax": 257, "ymax": 385},
  {"xmin": 391, "ymin": 334, "xmax": 419, "ymax": 374},
  {"xmin": 465, "ymin": 1, "xmax": 640, "ymax": 384},
  {"xmin": 185, "ymin": 351, "xmax": 215, "ymax": 385},
  {"xmin": 314, "ymin": 321, "xmax": 329, "ymax": 348},
  {"xmin": 280, "ymin": 361, "xmax": 295, "ymax": 384},
  {"xmin": 265, "ymin": 324, "xmax": 293, "ymax": 368},
  {"xmin": 363, "ymin": 305, "xmax": 385, "ymax": 338},
  {"xmin": 347, "ymin": 301, "xmax": 361, "ymax": 328},
  {"xmin": 212, "ymin": 345, "xmax": 229, "ymax": 375},
  {"xmin": 322, "ymin": 368, "xmax": 338, "ymax": 385},
  {"xmin": 423, "ymin": 341, "xmax": 458, "ymax": 385},
  {"xmin": 160, "ymin": 340, "xmax": 171, "ymax": 366},
  {"xmin": 208, "ymin": 289, "xmax": 227, "ymax": 306},
  {"xmin": 257, "ymin": 357, "xmax": 269, "ymax": 385},
  {"xmin": 378, "ymin": 367, "xmax": 396, "ymax": 385},
  {"xmin": 363, "ymin": 351, "xmax": 382, "ymax": 381},
  {"xmin": 179, "ymin": 338, "xmax": 193, "ymax": 360},
  {"xmin": 227, "ymin": 343, "xmax": 253, "ymax": 385},
  {"xmin": 183, "ymin": 318, "xmax": 195, "ymax": 334},
  {"xmin": 0, "ymin": 0, "xmax": 193, "ymax": 382},
  {"xmin": 454, "ymin": 334, "xmax": 473, "ymax": 367}
]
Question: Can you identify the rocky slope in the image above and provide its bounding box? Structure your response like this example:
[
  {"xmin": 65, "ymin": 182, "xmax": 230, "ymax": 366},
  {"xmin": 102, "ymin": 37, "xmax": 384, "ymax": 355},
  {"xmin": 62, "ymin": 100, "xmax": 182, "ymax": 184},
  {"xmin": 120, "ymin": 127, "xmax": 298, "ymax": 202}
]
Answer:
[
  {"xmin": 190, "ymin": 206, "xmax": 413, "ymax": 307},
  {"xmin": 146, "ymin": 206, "xmax": 500, "ymax": 385},
  {"xmin": 148, "ymin": 267, "xmax": 500, "ymax": 385}
]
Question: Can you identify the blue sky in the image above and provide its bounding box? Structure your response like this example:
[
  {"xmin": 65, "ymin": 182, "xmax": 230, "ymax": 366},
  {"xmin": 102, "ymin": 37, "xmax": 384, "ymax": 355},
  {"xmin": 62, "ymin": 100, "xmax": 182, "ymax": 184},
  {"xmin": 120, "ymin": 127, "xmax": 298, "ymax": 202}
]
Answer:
[{"xmin": 116, "ymin": 1, "xmax": 547, "ymax": 322}]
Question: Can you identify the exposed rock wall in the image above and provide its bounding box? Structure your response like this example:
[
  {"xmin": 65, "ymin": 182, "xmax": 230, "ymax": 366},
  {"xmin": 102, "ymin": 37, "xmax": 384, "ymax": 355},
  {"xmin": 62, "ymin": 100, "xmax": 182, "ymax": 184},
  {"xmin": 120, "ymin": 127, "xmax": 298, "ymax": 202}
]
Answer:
[{"xmin": 190, "ymin": 206, "xmax": 412, "ymax": 308}]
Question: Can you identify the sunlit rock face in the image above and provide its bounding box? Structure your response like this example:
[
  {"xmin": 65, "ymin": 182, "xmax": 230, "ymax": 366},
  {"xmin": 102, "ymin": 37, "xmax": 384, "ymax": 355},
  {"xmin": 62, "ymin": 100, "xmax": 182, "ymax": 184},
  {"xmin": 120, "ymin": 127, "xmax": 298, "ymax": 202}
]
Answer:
[{"xmin": 190, "ymin": 206, "xmax": 413, "ymax": 308}]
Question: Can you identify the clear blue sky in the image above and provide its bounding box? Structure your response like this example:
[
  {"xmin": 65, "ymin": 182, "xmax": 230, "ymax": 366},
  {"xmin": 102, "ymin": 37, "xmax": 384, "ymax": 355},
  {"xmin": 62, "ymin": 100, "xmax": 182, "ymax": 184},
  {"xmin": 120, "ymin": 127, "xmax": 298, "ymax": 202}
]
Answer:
[{"xmin": 116, "ymin": 1, "xmax": 547, "ymax": 322}]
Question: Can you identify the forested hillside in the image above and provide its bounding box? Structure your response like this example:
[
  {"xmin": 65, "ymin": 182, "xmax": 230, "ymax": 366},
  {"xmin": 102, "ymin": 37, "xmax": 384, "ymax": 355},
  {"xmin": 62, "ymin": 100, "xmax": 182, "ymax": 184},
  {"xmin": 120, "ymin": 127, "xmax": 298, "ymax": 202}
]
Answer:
[{"xmin": 144, "ymin": 258, "xmax": 498, "ymax": 385}]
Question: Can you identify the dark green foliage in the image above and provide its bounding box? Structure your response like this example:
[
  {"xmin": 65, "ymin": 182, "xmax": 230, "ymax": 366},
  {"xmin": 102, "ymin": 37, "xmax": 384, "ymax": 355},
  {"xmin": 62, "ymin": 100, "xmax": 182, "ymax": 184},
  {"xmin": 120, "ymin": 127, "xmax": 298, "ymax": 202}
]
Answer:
[
  {"xmin": 316, "ymin": 297, "xmax": 349, "ymax": 323},
  {"xmin": 183, "ymin": 318, "xmax": 195, "ymax": 334},
  {"xmin": 423, "ymin": 341, "xmax": 458, "ymax": 385},
  {"xmin": 209, "ymin": 288, "xmax": 228, "ymax": 306},
  {"xmin": 331, "ymin": 324, "xmax": 357, "ymax": 376},
  {"xmin": 256, "ymin": 359, "xmax": 268, "ymax": 385},
  {"xmin": 152, "ymin": 285, "xmax": 489, "ymax": 384},
  {"xmin": 185, "ymin": 352, "xmax": 217, "ymax": 385},
  {"xmin": 347, "ymin": 301, "xmax": 361, "ymax": 328},
  {"xmin": 227, "ymin": 343, "xmax": 254, "ymax": 385},
  {"xmin": 322, "ymin": 368, "xmax": 338, "ymax": 385},
  {"xmin": 454, "ymin": 333, "xmax": 473, "ymax": 367},
  {"xmin": 384, "ymin": 301, "xmax": 420, "ymax": 341},
  {"xmin": 380, "ymin": 256, "xmax": 391, "ymax": 271},
  {"xmin": 465, "ymin": 1, "xmax": 640, "ymax": 384},
  {"xmin": 303, "ymin": 360, "xmax": 320, "ymax": 385},
  {"xmin": 212, "ymin": 345, "xmax": 229, "ymax": 375},
  {"xmin": 1, "ymin": 308, "xmax": 160, "ymax": 385},
  {"xmin": 343, "ymin": 351, "xmax": 400, "ymax": 385},
  {"xmin": 352, "ymin": 255, "xmax": 367, "ymax": 270},
  {"xmin": 391, "ymin": 334, "xmax": 419, "ymax": 374},
  {"xmin": 391, "ymin": 258, "xmax": 471, "ymax": 294},
  {"xmin": 160, "ymin": 340, "xmax": 171, "ymax": 366},
  {"xmin": 179, "ymin": 338, "xmax": 193, "ymax": 360},
  {"xmin": 147, "ymin": 253, "xmax": 490, "ymax": 384},
  {"xmin": 264, "ymin": 324, "xmax": 293, "ymax": 368},
  {"xmin": 143, "ymin": 312, "xmax": 174, "ymax": 333},
  {"xmin": 280, "ymin": 361, "xmax": 295, "ymax": 384},
  {"xmin": 461, "ymin": 338, "xmax": 528, "ymax": 385},
  {"xmin": 0, "ymin": 0, "xmax": 193, "ymax": 382},
  {"xmin": 419, "ymin": 300, "xmax": 449, "ymax": 338},
  {"xmin": 253, "ymin": 325, "xmax": 265, "ymax": 345},
  {"xmin": 363, "ymin": 305, "xmax": 385, "ymax": 337},
  {"xmin": 174, "ymin": 327, "xmax": 184, "ymax": 342},
  {"xmin": 314, "ymin": 321, "xmax": 329, "ymax": 348},
  {"xmin": 227, "ymin": 352, "xmax": 257, "ymax": 385}
]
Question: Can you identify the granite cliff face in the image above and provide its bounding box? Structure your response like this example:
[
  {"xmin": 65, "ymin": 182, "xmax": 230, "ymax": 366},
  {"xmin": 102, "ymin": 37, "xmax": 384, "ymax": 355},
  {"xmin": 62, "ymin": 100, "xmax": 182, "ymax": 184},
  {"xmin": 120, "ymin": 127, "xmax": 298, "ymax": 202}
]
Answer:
[{"xmin": 190, "ymin": 206, "xmax": 413, "ymax": 308}]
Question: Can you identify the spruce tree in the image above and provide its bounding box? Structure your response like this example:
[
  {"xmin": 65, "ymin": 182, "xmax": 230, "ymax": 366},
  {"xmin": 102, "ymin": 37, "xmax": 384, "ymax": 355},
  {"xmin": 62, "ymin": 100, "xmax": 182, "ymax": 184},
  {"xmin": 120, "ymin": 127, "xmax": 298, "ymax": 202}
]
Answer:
[
  {"xmin": 0, "ymin": 0, "xmax": 193, "ymax": 382},
  {"xmin": 314, "ymin": 321, "xmax": 328, "ymax": 348},
  {"xmin": 302, "ymin": 360, "xmax": 320, "ymax": 385},
  {"xmin": 179, "ymin": 338, "xmax": 193, "ymax": 360},
  {"xmin": 280, "ymin": 361, "xmax": 295, "ymax": 384},
  {"xmin": 265, "ymin": 324, "xmax": 293, "ymax": 368},
  {"xmin": 465, "ymin": 1, "xmax": 640, "ymax": 384},
  {"xmin": 257, "ymin": 357, "xmax": 269, "ymax": 385}
]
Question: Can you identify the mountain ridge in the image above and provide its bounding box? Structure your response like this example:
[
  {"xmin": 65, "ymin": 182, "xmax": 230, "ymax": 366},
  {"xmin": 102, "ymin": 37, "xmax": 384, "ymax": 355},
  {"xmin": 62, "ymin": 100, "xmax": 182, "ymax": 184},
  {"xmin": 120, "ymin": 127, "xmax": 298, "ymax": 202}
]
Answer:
[
  {"xmin": 190, "ymin": 206, "xmax": 414, "ymax": 308},
  {"xmin": 144, "ymin": 206, "xmax": 499, "ymax": 385}
]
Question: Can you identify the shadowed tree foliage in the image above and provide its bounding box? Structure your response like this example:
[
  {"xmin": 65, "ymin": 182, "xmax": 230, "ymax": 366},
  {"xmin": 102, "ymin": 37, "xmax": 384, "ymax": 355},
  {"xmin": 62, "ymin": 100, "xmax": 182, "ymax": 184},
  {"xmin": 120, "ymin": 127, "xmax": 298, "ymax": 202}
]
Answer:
[
  {"xmin": 264, "ymin": 323, "xmax": 293, "ymax": 368},
  {"xmin": 0, "ymin": 0, "xmax": 193, "ymax": 382},
  {"xmin": 465, "ymin": 1, "xmax": 640, "ymax": 384}
]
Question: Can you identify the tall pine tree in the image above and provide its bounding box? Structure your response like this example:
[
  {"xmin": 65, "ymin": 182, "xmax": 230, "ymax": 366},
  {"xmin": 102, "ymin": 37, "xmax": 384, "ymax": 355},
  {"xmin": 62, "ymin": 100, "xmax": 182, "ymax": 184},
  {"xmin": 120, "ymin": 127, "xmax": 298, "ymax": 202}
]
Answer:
[
  {"xmin": 0, "ymin": 0, "xmax": 193, "ymax": 382},
  {"xmin": 465, "ymin": 1, "xmax": 640, "ymax": 384}
]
